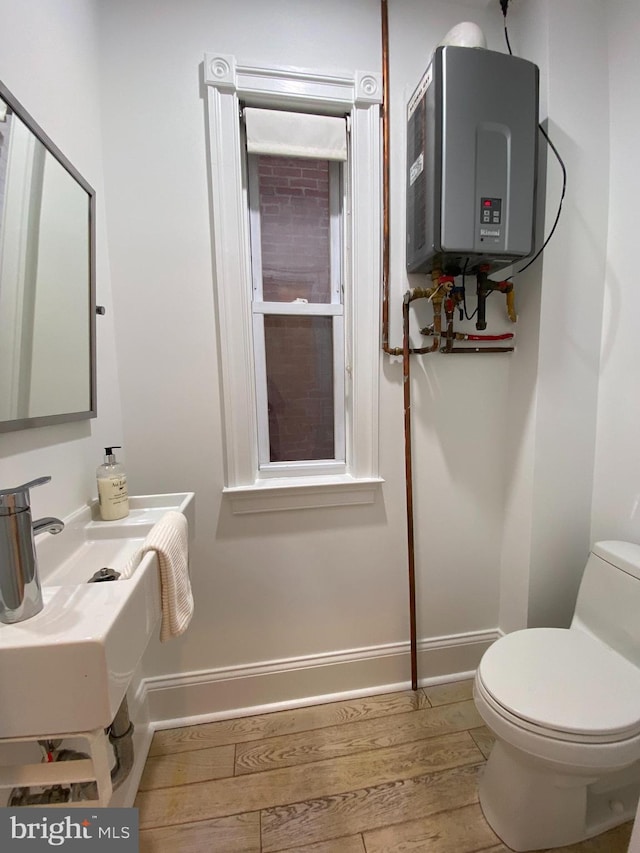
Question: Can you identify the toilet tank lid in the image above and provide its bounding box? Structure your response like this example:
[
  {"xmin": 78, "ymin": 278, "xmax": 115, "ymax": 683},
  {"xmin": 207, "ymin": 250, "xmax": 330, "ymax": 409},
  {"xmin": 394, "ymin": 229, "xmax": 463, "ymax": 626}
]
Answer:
[{"xmin": 592, "ymin": 540, "xmax": 640, "ymax": 580}]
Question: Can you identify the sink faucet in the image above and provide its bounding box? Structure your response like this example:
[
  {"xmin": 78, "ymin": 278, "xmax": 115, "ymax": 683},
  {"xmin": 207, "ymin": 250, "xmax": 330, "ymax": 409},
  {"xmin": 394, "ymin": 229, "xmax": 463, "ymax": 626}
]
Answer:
[{"xmin": 0, "ymin": 477, "xmax": 64, "ymax": 624}]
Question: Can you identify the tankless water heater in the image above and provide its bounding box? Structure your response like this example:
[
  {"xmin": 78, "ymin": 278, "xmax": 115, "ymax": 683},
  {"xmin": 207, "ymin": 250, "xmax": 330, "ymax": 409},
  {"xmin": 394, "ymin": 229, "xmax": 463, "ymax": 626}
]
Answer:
[{"xmin": 406, "ymin": 46, "xmax": 539, "ymax": 276}]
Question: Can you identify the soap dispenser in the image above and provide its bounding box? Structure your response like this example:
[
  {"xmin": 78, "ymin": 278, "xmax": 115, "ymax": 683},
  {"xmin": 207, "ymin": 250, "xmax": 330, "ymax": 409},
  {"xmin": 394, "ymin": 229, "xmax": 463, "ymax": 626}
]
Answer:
[{"xmin": 96, "ymin": 446, "xmax": 130, "ymax": 521}]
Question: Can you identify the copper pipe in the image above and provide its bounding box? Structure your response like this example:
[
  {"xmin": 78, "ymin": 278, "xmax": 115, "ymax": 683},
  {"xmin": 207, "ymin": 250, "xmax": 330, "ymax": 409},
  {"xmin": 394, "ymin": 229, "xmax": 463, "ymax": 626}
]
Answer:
[
  {"xmin": 400, "ymin": 281, "xmax": 444, "ymax": 691},
  {"xmin": 404, "ymin": 274, "xmax": 445, "ymax": 350},
  {"xmin": 430, "ymin": 291, "xmax": 444, "ymax": 350},
  {"xmin": 382, "ymin": 0, "xmax": 418, "ymax": 691},
  {"xmin": 444, "ymin": 297, "xmax": 455, "ymax": 353},
  {"xmin": 408, "ymin": 285, "xmax": 437, "ymax": 301},
  {"xmin": 378, "ymin": 0, "xmax": 515, "ymax": 690},
  {"xmin": 484, "ymin": 278, "xmax": 517, "ymax": 324},
  {"xmin": 381, "ymin": 0, "xmax": 402, "ymax": 356},
  {"xmin": 381, "ymin": 1, "xmax": 448, "ymax": 691},
  {"xmin": 409, "ymin": 344, "xmax": 442, "ymax": 354},
  {"xmin": 402, "ymin": 293, "xmax": 418, "ymax": 689}
]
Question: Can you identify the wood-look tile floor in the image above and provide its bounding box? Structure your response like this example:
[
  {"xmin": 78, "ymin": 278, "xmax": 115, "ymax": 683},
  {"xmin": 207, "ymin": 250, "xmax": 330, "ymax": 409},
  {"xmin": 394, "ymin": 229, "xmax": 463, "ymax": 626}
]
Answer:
[{"xmin": 135, "ymin": 680, "xmax": 633, "ymax": 852}]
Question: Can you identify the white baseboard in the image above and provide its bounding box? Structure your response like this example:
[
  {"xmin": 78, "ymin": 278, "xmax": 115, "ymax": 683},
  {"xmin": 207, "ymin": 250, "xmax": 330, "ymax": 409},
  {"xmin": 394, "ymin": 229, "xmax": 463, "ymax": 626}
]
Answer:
[{"xmin": 143, "ymin": 629, "xmax": 500, "ymax": 731}]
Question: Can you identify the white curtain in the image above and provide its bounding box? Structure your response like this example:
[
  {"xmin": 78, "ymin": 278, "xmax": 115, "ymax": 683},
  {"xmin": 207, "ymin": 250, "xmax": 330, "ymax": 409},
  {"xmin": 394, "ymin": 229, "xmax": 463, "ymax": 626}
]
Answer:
[{"xmin": 244, "ymin": 108, "xmax": 347, "ymax": 161}]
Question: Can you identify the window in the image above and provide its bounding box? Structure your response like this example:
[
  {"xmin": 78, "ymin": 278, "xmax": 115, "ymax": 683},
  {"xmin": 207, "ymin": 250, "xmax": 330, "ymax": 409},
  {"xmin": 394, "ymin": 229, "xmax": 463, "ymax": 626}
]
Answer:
[
  {"xmin": 204, "ymin": 54, "xmax": 382, "ymax": 512},
  {"xmin": 248, "ymin": 152, "xmax": 345, "ymax": 475}
]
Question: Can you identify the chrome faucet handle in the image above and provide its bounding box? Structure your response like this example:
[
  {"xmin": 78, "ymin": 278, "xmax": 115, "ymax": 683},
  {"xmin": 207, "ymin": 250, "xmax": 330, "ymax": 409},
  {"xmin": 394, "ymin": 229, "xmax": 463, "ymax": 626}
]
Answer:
[{"xmin": 0, "ymin": 476, "xmax": 52, "ymax": 514}]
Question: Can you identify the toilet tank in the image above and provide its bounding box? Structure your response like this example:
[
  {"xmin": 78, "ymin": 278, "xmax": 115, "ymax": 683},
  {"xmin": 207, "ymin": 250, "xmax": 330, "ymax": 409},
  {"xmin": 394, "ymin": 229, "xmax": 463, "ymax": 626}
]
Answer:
[{"xmin": 571, "ymin": 541, "xmax": 640, "ymax": 667}]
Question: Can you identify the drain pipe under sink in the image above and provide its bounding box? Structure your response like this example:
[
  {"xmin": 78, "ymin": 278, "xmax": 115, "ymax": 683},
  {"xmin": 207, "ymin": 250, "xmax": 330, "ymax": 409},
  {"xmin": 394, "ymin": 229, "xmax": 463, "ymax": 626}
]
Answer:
[
  {"xmin": 8, "ymin": 696, "xmax": 135, "ymax": 806},
  {"xmin": 108, "ymin": 696, "xmax": 135, "ymax": 791}
]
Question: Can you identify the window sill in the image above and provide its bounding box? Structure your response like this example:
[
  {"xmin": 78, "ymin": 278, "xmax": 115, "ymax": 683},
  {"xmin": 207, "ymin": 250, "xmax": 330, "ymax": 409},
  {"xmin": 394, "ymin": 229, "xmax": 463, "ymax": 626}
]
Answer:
[{"xmin": 223, "ymin": 475, "xmax": 384, "ymax": 514}]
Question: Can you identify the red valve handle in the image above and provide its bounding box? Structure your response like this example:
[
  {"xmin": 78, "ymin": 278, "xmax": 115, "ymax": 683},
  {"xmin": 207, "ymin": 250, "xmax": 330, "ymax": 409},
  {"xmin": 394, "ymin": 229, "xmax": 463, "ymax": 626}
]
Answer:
[{"xmin": 466, "ymin": 333, "xmax": 514, "ymax": 341}]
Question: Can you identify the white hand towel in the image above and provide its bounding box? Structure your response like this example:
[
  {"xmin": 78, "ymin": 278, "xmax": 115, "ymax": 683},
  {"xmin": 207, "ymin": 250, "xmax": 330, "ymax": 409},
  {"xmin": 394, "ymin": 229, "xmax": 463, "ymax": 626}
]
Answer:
[{"xmin": 121, "ymin": 511, "xmax": 193, "ymax": 641}]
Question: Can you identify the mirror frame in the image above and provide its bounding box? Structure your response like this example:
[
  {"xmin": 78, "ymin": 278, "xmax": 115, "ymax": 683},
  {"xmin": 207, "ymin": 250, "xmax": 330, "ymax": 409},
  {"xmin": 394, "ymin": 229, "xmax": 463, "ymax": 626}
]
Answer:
[{"xmin": 0, "ymin": 79, "xmax": 96, "ymax": 433}]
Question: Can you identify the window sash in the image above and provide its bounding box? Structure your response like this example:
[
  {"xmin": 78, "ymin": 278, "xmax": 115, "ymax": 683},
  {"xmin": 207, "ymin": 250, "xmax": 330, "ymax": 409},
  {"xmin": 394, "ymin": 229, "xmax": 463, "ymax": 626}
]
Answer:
[
  {"xmin": 248, "ymin": 158, "xmax": 342, "ymax": 306},
  {"xmin": 252, "ymin": 302, "xmax": 342, "ymax": 316},
  {"xmin": 253, "ymin": 313, "xmax": 346, "ymax": 472}
]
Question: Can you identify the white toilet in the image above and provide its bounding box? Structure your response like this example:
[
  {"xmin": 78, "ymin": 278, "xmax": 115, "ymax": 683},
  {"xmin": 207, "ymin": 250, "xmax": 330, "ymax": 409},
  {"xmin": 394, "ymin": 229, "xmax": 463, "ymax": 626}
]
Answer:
[{"xmin": 474, "ymin": 540, "xmax": 640, "ymax": 851}]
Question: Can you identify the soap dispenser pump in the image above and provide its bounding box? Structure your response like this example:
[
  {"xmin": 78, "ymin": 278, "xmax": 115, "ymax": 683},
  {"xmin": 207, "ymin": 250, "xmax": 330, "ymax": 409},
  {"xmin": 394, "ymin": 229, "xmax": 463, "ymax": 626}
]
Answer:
[{"xmin": 96, "ymin": 446, "xmax": 129, "ymax": 521}]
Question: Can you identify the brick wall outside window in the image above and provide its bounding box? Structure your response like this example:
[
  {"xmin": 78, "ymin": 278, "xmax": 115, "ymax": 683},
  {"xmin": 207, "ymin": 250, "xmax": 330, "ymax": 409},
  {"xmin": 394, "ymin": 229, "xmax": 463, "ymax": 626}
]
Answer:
[
  {"xmin": 258, "ymin": 156, "xmax": 331, "ymax": 303},
  {"xmin": 265, "ymin": 316, "xmax": 334, "ymax": 462}
]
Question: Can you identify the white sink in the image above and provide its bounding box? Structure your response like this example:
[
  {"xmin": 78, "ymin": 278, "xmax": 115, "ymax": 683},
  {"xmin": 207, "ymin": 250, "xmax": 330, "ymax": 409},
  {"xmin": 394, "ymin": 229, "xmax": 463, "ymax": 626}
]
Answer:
[{"xmin": 0, "ymin": 493, "xmax": 195, "ymax": 739}]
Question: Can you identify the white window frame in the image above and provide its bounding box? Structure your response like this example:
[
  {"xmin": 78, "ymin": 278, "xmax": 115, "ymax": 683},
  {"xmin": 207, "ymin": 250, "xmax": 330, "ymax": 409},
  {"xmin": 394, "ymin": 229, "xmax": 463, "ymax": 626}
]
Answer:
[{"xmin": 204, "ymin": 54, "xmax": 383, "ymax": 513}]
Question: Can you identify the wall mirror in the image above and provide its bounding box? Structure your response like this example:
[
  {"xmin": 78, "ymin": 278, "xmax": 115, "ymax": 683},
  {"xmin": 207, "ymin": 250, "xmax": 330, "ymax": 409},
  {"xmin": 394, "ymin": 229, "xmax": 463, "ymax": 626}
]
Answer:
[{"xmin": 0, "ymin": 80, "xmax": 96, "ymax": 433}]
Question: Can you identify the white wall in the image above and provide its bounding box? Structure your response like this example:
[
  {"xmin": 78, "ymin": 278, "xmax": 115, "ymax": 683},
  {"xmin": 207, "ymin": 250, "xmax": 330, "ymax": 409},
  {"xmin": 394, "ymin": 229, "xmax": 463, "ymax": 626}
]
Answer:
[
  {"xmin": 0, "ymin": 0, "xmax": 123, "ymax": 521},
  {"xmin": 97, "ymin": 0, "xmax": 509, "ymax": 699},
  {"xmin": 98, "ymin": 0, "xmax": 401, "ymax": 687},
  {"xmin": 500, "ymin": 0, "xmax": 609, "ymax": 631},
  {"xmin": 0, "ymin": 0, "xmax": 617, "ymax": 720},
  {"xmin": 597, "ymin": 5, "xmax": 640, "ymax": 847},
  {"xmin": 592, "ymin": 0, "xmax": 640, "ymax": 544},
  {"xmin": 527, "ymin": 0, "xmax": 609, "ymax": 627}
]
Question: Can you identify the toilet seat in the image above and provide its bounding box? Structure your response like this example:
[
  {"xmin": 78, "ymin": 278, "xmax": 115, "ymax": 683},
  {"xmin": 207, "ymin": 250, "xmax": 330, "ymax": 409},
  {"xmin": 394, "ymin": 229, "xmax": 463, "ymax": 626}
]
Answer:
[{"xmin": 477, "ymin": 628, "xmax": 640, "ymax": 743}]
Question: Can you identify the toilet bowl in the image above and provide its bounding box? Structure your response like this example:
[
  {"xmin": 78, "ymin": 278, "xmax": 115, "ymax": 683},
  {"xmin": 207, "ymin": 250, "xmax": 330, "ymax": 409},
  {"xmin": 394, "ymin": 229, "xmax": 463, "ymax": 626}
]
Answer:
[{"xmin": 474, "ymin": 541, "xmax": 640, "ymax": 851}]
